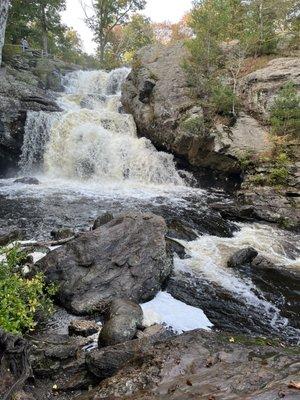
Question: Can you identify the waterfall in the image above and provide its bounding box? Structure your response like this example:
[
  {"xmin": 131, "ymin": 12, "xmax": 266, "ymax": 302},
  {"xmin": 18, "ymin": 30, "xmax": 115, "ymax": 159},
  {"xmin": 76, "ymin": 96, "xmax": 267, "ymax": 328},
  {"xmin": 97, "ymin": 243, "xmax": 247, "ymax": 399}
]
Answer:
[
  {"xmin": 19, "ymin": 111, "xmax": 59, "ymax": 174},
  {"xmin": 20, "ymin": 67, "xmax": 184, "ymax": 186}
]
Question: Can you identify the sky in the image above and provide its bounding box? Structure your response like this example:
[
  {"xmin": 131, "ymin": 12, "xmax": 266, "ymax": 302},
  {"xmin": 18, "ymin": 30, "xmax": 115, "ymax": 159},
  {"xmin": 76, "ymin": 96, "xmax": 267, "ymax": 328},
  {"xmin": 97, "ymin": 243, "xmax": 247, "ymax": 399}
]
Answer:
[{"xmin": 61, "ymin": 0, "xmax": 193, "ymax": 54}]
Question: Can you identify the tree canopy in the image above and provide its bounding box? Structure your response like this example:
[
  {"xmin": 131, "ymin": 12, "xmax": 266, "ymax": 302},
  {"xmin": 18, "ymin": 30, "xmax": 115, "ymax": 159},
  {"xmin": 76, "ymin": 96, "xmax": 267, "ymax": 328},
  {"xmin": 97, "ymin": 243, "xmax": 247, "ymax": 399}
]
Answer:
[{"xmin": 81, "ymin": 0, "xmax": 146, "ymax": 64}]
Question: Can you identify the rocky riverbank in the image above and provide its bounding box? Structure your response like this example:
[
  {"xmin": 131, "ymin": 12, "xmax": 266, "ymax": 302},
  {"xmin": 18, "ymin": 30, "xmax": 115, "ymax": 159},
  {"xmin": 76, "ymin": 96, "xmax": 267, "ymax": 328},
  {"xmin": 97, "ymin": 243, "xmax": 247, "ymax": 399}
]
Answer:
[
  {"xmin": 0, "ymin": 212, "xmax": 299, "ymax": 400},
  {"xmin": 0, "ymin": 45, "xmax": 299, "ymax": 400}
]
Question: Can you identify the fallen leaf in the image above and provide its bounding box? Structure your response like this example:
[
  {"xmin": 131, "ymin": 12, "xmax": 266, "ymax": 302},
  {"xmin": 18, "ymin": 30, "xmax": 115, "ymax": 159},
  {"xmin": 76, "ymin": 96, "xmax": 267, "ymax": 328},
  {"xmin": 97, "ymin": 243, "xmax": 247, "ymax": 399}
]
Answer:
[{"xmin": 288, "ymin": 381, "xmax": 300, "ymax": 390}]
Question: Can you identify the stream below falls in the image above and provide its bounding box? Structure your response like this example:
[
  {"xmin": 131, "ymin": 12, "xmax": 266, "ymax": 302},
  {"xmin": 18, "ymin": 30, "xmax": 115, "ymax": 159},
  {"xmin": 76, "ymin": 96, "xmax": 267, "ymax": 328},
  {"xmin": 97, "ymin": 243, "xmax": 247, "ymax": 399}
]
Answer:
[{"xmin": 0, "ymin": 68, "xmax": 299, "ymax": 342}]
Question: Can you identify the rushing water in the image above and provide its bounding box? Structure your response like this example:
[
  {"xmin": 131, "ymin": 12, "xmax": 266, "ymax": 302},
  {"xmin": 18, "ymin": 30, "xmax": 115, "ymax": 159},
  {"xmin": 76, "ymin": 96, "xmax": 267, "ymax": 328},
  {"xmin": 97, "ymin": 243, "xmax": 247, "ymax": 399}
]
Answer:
[{"xmin": 0, "ymin": 68, "xmax": 299, "ymax": 340}]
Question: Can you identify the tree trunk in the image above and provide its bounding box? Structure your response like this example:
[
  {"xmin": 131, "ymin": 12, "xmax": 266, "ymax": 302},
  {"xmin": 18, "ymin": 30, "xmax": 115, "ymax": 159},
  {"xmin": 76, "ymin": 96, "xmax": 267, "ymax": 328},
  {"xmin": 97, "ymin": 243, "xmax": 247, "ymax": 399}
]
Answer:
[
  {"xmin": 41, "ymin": 4, "xmax": 48, "ymax": 56},
  {"xmin": 0, "ymin": 0, "xmax": 10, "ymax": 66}
]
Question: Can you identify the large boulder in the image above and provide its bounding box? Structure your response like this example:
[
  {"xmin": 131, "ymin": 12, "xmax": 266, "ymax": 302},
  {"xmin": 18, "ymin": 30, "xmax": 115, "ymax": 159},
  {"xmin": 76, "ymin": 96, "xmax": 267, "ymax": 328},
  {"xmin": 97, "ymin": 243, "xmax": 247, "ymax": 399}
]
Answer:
[
  {"xmin": 37, "ymin": 213, "xmax": 172, "ymax": 315},
  {"xmin": 121, "ymin": 43, "xmax": 273, "ymax": 174},
  {"xmin": 239, "ymin": 57, "xmax": 300, "ymax": 119}
]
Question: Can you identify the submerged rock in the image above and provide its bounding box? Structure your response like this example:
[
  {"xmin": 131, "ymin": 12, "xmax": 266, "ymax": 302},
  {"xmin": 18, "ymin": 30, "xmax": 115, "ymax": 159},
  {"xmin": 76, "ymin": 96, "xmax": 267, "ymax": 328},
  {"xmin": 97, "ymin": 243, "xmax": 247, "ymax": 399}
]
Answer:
[
  {"xmin": 14, "ymin": 176, "xmax": 40, "ymax": 185},
  {"xmin": 227, "ymin": 247, "xmax": 258, "ymax": 268},
  {"xmin": 37, "ymin": 213, "xmax": 172, "ymax": 315},
  {"xmin": 98, "ymin": 299, "xmax": 143, "ymax": 348}
]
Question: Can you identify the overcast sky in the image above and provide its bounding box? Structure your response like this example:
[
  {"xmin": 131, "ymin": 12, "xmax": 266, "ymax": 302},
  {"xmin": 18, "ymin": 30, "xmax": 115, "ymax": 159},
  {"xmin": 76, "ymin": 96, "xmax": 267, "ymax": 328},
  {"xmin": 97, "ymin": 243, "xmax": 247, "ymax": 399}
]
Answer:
[{"xmin": 61, "ymin": 0, "xmax": 193, "ymax": 54}]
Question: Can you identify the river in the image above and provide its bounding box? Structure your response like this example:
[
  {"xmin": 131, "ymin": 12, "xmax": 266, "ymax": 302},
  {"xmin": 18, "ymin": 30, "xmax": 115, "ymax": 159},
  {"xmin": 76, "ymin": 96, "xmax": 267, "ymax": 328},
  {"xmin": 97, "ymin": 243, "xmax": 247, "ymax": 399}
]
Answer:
[{"xmin": 0, "ymin": 68, "xmax": 299, "ymax": 341}]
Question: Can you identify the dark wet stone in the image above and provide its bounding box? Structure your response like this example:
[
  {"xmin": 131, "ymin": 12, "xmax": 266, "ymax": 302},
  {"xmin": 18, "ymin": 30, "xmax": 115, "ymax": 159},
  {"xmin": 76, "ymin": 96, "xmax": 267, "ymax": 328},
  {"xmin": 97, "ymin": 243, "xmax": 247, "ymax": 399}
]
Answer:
[
  {"xmin": 92, "ymin": 212, "xmax": 114, "ymax": 230},
  {"xmin": 227, "ymin": 247, "xmax": 258, "ymax": 268},
  {"xmin": 37, "ymin": 213, "xmax": 172, "ymax": 315},
  {"xmin": 50, "ymin": 227, "xmax": 75, "ymax": 240},
  {"xmin": 0, "ymin": 227, "xmax": 23, "ymax": 246},
  {"xmin": 14, "ymin": 177, "xmax": 40, "ymax": 185}
]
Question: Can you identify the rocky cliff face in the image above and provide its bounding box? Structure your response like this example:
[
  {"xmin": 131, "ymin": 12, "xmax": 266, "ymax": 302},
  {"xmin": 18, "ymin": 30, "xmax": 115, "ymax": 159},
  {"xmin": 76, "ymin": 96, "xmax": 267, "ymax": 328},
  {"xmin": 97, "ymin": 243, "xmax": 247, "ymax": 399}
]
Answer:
[
  {"xmin": 121, "ymin": 43, "xmax": 300, "ymax": 229},
  {"xmin": 121, "ymin": 43, "xmax": 279, "ymax": 175},
  {"xmin": 0, "ymin": 50, "xmax": 79, "ymax": 177}
]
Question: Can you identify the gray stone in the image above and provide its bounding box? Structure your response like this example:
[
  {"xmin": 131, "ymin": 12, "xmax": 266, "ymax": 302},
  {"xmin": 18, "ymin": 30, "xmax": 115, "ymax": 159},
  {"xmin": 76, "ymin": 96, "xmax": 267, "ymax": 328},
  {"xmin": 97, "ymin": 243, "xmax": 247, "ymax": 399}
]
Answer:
[
  {"xmin": 239, "ymin": 57, "xmax": 300, "ymax": 119},
  {"xmin": 37, "ymin": 213, "xmax": 172, "ymax": 315},
  {"xmin": 83, "ymin": 330, "xmax": 300, "ymax": 400},
  {"xmin": 50, "ymin": 227, "xmax": 75, "ymax": 240},
  {"xmin": 98, "ymin": 299, "xmax": 143, "ymax": 348}
]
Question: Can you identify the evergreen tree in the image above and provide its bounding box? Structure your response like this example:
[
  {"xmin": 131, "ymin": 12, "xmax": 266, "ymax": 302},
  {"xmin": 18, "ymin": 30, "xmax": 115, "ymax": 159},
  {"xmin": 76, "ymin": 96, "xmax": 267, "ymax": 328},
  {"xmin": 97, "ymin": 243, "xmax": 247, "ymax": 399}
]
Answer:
[{"xmin": 270, "ymin": 82, "xmax": 300, "ymax": 137}]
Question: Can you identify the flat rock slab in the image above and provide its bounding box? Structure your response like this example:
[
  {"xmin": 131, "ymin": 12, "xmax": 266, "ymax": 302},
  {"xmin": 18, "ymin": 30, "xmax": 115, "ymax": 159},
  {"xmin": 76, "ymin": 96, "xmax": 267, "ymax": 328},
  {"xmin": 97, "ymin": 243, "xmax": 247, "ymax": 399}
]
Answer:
[
  {"xmin": 80, "ymin": 330, "xmax": 300, "ymax": 400},
  {"xmin": 37, "ymin": 213, "xmax": 172, "ymax": 315}
]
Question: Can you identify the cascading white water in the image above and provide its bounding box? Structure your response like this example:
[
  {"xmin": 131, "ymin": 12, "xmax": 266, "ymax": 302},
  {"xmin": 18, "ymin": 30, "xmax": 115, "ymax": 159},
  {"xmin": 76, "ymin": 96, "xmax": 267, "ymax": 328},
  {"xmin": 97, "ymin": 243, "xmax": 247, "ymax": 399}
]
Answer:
[
  {"xmin": 20, "ymin": 68, "xmax": 184, "ymax": 186},
  {"xmin": 19, "ymin": 111, "xmax": 60, "ymax": 174},
  {"xmin": 20, "ymin": 68, "xmax": 184, "ymax": 185}
]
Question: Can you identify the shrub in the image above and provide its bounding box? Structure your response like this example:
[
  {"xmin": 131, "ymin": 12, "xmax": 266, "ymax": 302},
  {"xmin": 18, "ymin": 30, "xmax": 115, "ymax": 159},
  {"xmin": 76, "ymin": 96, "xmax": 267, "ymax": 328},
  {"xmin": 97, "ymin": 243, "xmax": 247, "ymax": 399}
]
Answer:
[
  {"xmin": 181, "ymin": 116, "xmax": 207, "ymax": 136},
  {"xmin": 211, "ymin": 82, "xmax": 238, "ymax": 116},
  {"xmin": 0, "ymin": 246, "xmax": 57, "ymax": 334},
  {"xmin": 270, "ymin": 82, "xmax": 300, "ymax": 136},
  {"xmin": 268, "ymin": 166, "xmax": 289, "ymax": 185}
]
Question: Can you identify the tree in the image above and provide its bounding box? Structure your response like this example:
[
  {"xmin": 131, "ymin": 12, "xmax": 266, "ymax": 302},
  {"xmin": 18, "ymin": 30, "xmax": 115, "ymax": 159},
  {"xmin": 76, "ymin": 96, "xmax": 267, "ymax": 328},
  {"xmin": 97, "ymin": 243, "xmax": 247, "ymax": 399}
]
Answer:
[
  {"xmin": 81, "ymin": 0, "xmax": 146, "ymax": 65},
  {"xmin": 5, "ymin": 0, "xmax": 66, "ymax": 55},
  {"xmin": 36, "ymin": 0, "xmax": 66, "ymax": 55},
  {"xmin": 0, "ymin": 0, "xmax": 10, "ymax": 66},
  {"xmin": 270, "ymin": 82, "xmax": 300, "ymax": 136},
  {"xmin": 122, "ymin": 14, "xmax": 155, "ymax": 61},
  {"xmin": 242, "ymin": 0, "xmax": 300, "ymax": 55}
]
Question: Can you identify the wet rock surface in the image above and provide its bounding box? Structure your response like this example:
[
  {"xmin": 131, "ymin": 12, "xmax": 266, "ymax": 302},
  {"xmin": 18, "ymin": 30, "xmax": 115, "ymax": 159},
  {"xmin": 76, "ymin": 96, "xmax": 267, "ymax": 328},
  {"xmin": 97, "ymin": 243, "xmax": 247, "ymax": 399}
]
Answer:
[
  {"xmin": 37, "ymin": 213, "xmax": 172, "ymax": 314},
  {"xmin": 167, "ymin": 269, "xmax": 299, "ymax": 341},
  {"xmin": 68, "ymin": 320, "xmax": 100, "ymax": 338},
  {"xmin": 227, "ymin": 247, "xmax": 258, "ymax": 268}
]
